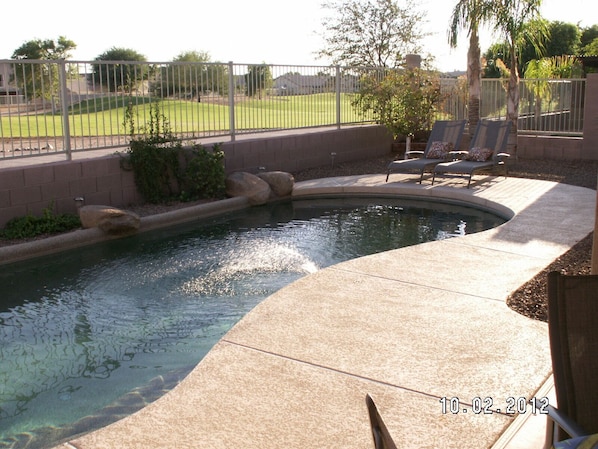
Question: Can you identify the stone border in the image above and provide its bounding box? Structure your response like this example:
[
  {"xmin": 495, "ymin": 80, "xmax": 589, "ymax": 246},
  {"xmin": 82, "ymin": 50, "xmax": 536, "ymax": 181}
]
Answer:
[{"xmin": 0, "ymin": 197, "xmax": 249, "ymax": 266}]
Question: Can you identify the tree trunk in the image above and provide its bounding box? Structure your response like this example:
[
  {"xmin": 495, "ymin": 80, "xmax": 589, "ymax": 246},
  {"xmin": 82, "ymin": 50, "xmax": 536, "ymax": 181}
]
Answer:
[
  {"xmin": 506, "ymin": 50, "xmax": 519, "ymax": 159},
  {"xmin": 467, "ymin": 30, "xmax": 481, "ymax": 138}
]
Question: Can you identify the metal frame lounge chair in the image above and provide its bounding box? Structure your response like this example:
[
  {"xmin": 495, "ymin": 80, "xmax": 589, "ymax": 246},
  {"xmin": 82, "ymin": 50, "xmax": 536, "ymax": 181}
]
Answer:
[
  {"xmin": 534, "ymin": 271, "xmax": 598, "ymax": 449},
  {"xmin": 366, "ymin": 394, "xmax": 398, "ymax": 449},
  {"xmin": 385, "ymin": 120, "xmax": 466, "ymax": 183},
  {"xmin": 431, "ymin": 119, "xmax": 511, "ymax": 188}
]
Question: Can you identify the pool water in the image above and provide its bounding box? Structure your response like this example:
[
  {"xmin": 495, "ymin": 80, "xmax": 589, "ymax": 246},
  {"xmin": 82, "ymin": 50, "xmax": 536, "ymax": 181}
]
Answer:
[{"xmin": 0, "ymin": 197, "xmax": 505, "ymax": 448}]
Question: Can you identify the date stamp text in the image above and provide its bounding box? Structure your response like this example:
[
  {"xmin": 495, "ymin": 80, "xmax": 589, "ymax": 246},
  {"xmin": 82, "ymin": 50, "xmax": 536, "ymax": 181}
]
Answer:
[{"xmin": 439, "ymin": 396, "xmax": 550, "ymax": 415}]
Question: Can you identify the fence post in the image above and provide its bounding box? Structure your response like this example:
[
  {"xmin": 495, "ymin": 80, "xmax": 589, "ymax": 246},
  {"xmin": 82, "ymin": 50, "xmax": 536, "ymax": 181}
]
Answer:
[
  {"xmin": 335, "ymin": 65, "xmax": 341, "ymax": 129},
  {"xmin": 228, "ymin": 61, "xmax": 236, "ymax": 142},
  {"xmin": 58, "ymin": 59, "xmax": 72, "ymax": 160}
]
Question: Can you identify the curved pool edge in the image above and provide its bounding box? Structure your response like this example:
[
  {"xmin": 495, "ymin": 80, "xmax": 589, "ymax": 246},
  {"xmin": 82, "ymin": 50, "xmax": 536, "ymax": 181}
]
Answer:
[
  {"xmin": 45, "ymin": 174, "xmax": 596, "ymax": 448},
  {"xmin": 292, "ymin": 174, "xmax": 517, "ymax": 220}
]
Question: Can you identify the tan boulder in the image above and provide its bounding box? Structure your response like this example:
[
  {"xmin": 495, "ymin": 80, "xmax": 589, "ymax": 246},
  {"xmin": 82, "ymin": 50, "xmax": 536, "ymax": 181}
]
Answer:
[
  {"xmin": 225, "ymin": 172, "xmax": 271, "ymax": 205},
  {"xmin": 79, "ymin": 205, "xmax": 140, "ymax": 235},
  {"xmin": 257, "ymin": 171, "xmax": 295, "ymax": 197}
]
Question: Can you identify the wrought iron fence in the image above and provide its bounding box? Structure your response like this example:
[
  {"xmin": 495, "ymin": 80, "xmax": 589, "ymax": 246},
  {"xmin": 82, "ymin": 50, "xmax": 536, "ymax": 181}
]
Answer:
[
  {"xmin": 0, "ymin": 60, "xmax": 382, "ymax": 160},
  {"xmin": 440, "ymin": 77, "xmax": 586, "ymax": 135},
  {"xmin": 0, "ymin": 59, "xmax": 586, "ymax": 161},
  {"xmin": 516, "ymin": 78, "xmax": 585, "ymax": 134}
]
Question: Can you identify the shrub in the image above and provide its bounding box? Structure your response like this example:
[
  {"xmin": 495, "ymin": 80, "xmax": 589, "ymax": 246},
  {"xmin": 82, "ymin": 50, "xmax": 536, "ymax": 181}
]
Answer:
[
  {"xmin": 181, "ymin": 143, "xmax": 226, "ymax": 201},
  {"xmin": 127, "ymin": 138, "xmax": 181, "ymax": 203},
  {"xmin": 1, "ymin": 203, "xmax": 81, "ymax": 240},
  {"xmin": 122, "ymin": 100, "xmax": 226, "ymax": 203},
  {"xmin": 352, "ymin": 68, "xmax": 444, "ymax": 141}
]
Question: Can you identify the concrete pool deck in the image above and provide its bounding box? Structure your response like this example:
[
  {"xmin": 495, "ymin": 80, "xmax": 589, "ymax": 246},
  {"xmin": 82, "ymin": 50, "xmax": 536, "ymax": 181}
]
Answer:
[{"xmin": 36, "ymin": 172, "xmax": 594, "ymax": 448}]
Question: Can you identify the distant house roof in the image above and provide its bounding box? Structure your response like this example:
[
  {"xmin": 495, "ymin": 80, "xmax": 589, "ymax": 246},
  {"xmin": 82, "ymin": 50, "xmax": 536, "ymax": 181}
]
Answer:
[{"xmin": 273, "ymin": 74, "xmax": 331, "ymax": 90}]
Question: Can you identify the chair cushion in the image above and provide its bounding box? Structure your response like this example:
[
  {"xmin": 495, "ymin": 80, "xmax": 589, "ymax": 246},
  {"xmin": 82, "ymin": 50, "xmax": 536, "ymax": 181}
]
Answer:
[
  {"xmin": 466, "ymin": 147, "xmax": 494, "ymax": 162},
  {"xmin": 427, "ymin": 141, "xmax": 454, "ymax": 159}
]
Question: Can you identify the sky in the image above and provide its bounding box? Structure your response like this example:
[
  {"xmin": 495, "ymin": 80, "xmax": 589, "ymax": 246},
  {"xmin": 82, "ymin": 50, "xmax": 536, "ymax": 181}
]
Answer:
[{"xmin": 0, "ymin": 0, "xmax": 592, "ymax": 72}]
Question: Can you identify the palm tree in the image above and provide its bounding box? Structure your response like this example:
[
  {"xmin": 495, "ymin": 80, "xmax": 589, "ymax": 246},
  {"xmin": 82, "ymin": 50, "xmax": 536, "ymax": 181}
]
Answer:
[
  {"xmin": 448, "ymin": 0, "xmax": 494, "ymax": 137},
  {"xmin": 525, "ymin": 55, "xmax": 581, "ymax": 130},
  {"xmin": 491, "ymin": 0, "xmax": 547, "ymax": 157}
]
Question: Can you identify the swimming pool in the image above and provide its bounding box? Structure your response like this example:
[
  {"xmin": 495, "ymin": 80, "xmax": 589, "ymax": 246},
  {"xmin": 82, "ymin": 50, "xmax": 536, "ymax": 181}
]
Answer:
[{"xmin": 0, "ymin": 197, "xmax": 505, "ymax": 449}]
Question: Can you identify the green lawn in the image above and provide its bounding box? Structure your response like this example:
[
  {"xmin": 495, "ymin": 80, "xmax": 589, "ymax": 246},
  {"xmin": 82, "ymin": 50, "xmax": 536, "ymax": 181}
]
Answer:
[{"xmin": 1, "ymin": 93, "xmax": 369, "ymax": 138}]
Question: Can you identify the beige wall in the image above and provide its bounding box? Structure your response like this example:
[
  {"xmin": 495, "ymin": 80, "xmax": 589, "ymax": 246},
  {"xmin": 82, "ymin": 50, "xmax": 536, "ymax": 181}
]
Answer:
[
  {"xmin": 518, "ymin": 72, "xmax": 598, "ymax": 161},
  {"xmin": 517, "ymin": 135, "xmax": 584, "ymax": 160},
  {"xmin": 0, "ymin": 156, "xmax": 142, "ymax": 229},
  {"xmin": 0, "ymin": 126, "xmax": 393, "ymax": 228}
]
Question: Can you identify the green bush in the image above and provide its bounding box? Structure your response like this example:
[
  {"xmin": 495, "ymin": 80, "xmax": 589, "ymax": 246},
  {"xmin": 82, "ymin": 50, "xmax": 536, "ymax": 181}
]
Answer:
[
  {"xmin": 1, "ymin": 204, "xmax": 81, "ymax": 240},
  {"xmin": 122, "ymin": 100, "xmax": 226, "ymax": 203},
  {"xmin": 181, "ymin": 143, "xmax": 226, "ymax": 201},
  {"xmin": 352, "ymin": 68, "xmax": 444, "ymax": 141},
  {"xmin": 127, "ymin": 138, "xmax": 181, "ymax": 203}
]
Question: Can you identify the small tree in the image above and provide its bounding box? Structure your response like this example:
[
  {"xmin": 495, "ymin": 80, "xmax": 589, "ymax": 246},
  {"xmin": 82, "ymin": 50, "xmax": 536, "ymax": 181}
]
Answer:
[
  {"xmin": 582, "ymin": 35, "xmax": 598, "ymax": 73},
  {"xmin": 91, "ymin": 47, "xmax": 148, "ymax": 93},
  {"xmin": 583, "ymin": 38, "xmax": 598, "ymax": 56},
  {"xmin": 11, "ymin": 36, "xmax": 76, "ymax": 60},
  {"xmin": 153, "ymin": 50, "xmax": 228, "ymax": 100},
  {"xmin": 11, "ymin": 36, "xmax": 76, "ymax": 102},
  {"xmin": 353, "ymin": 68, "xmax": 443, "ymax": 141},
  {"xmin": 319, "ymin": 0, "xmax": 426, "ymax": 68},
  {"xmin": 516, "ymin": 20, "xmax": 579, "ymax": 76},
  {"xmin": 581, "ymin": 25, "xmax": 598, "ymax": 49},
  {"xmin": 246, "ymin": 64, "xmax": 272, "ymax": 99}
]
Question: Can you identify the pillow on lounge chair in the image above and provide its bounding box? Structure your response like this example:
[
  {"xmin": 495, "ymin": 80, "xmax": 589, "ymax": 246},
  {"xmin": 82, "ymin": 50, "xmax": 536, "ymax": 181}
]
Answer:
[
  {"xmin": 427, "ymin": 141, "xmax": 454, "ymax": 159},
  {"xmin": 466, "ymin": 147, "xmax": 494, "ymax": 162}
]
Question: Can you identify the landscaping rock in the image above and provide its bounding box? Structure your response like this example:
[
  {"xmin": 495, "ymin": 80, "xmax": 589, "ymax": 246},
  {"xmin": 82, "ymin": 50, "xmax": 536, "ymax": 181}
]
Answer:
[
  {"xmin": 257, "ymin": 171, "xmax": 295, "ymax": 197},
  {"xmin": 79, "ymin": 205, "xmax": 140, "ymax": 235},
  {"xmin": 225, "ymin": 172, "xmax": 271, "ymax": 205}
]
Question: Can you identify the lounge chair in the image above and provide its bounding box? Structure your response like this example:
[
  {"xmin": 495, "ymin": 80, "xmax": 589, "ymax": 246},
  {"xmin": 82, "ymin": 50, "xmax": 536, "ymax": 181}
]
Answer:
[
  {"xmin": 534, "ymin": 271, "xmax": 598, "ymax": 448},
  {"xmin": 385, "ymin": 120, "xmax": 466, "ymax": 183},
  {"xmin": 366, "ymin": 394, "xmax": 398, "ymax": 449},
  {"xmin": 431, "ymin": 119, "xmax": 511, "ymax": 188}
]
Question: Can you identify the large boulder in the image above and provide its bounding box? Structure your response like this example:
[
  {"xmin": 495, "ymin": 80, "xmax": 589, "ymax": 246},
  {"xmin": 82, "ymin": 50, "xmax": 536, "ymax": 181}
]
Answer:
[
  {"xmin": 79, "ymin": 205, "xmax": 140, "ymax": 235},
  {"xmin": 257, "ymin": 171, "xmax": 294, "ymax": 197},
  {"xmin": 225, "ymin": 172, "xmax": 271, "ymax": 205}
]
